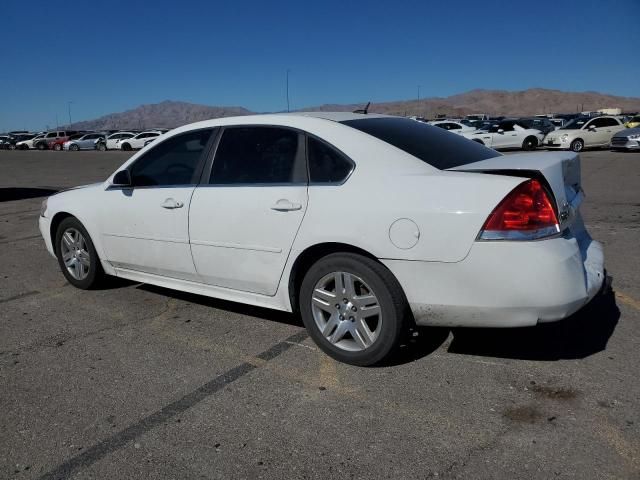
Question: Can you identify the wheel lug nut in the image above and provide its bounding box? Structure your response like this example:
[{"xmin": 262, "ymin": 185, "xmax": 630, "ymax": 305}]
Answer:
[
  {"xmin": 343, "ymin": 299, "xmax": 348, "ymax": 304},
  {"xmin": 351, "ymin": 306, "xmax": 357, "ymax": 312},
  {"xmin": 339, "ymin": 315, "xmax": 344, "ymax": 321},
  {"xmin": 349, "ymin": 317, "xmax": 354, "ymax": 322},
  {"xmin": 335, "ymin": 304, "xmax": 340, "ymax": 309}
]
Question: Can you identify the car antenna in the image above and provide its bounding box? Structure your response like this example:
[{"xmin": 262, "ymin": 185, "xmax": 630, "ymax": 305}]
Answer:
[{"xmin": 353, "ymin": 102, "xmax": 371, "ymax": 114}]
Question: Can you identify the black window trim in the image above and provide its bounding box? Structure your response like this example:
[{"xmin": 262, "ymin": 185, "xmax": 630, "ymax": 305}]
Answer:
[
  {"xmin": 200, "ymin": 124, "xmax": 309, "ymax": 188},
  {"xmin": 109, "ymin": 127, "xmax": 218, "ymax": 190}
]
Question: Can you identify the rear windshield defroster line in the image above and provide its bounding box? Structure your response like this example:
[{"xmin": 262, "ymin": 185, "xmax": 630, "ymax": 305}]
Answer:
[{"xmin": 341, "ymin": 117, "xmax": 501, "ymax": 170}]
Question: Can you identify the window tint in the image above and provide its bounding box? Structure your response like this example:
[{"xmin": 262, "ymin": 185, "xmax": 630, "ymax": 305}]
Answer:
[
  {"xmin": 210, "ymin": 127, "xmax": 305, "ymax": 185},
  {"xmin": 447, "ymin": 123, "xmax": 461, "ymax": 130},
  {"xmin": 129, "ymin": 129, "xmax": 213, "ymax": 187},
  {"xmin": 599, "ymin": 118, "xmax": 619, "ymax": 127},
  {"xmin": 307, "ymin": 136, "xmax": 353, "ymax": 183},
  {"xmin": 46, "ymin": 132, "xmax": 57, "ymax": 138},
  {"xmin": 341, "ymin": 118, "xmax": 500, "ymax": 170}
]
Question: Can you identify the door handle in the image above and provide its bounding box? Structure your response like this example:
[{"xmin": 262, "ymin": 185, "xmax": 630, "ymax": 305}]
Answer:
[
  {"xmin": 271, "ymin": 199, "xmax": 302, "ymax": 211},
  {"xmin": 162, "ymin": 198, "xmax": 184, "ymax": 209}
]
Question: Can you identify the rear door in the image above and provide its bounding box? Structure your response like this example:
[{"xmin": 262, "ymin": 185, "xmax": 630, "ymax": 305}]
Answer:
[{"xmin": 189, "ymin": 126, "xmax": 308, "ymax": 295}]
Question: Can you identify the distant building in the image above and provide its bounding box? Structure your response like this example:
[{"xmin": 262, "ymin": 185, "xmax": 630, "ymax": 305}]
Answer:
[{"xmin": 596, "ymin": 108, "xmax": 622, "ymax": 115}]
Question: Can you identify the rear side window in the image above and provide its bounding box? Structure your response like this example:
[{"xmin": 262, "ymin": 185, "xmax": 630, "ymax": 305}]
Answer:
[
  {"xmin": 130, "ymin": 129, "xmax": 213, "ymax": 187},
  {"xmin": 341, "ymin": 117, "xmax": 500, "ymax": 170},
  {"xmin": 210, "ymin": 127, "xmax": 306, "ymax": 185},
  {"xmin": 307, "ymin": 136, "xmax": 353, "ymax": 183}
]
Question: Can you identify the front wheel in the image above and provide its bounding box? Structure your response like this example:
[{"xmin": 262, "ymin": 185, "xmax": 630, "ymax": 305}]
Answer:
[
  {"xmin": 54, "ymin": 217, "xmax": 104, "ymax": 289},
  {"xmin": 69, "ymin": 144, "xmax": 79, "ymax": 151},
  {"xmin": 299, "ymin": 253, "xmax": 409, "ymax": 366},
  {"xmin": 522, "ymin": 136, "xmax": 538, "ymax": 151},
  {"xmin": 121, "ymin": 143, "xmax": 132, "ymax": 151},
  {"xmin": 570, "ymin": 139, "xmax": 584, "ymax": 152},
  {"xmin": 53, "ymin": 143, "xmax": 62, "ymax": 151},
  {"xmin": 37, "ymin": 142, "xmax": 46, "ymax": 150},
  {"xmin": 97, "ymin": 143, "xmax": 106, "ymax": 151}
]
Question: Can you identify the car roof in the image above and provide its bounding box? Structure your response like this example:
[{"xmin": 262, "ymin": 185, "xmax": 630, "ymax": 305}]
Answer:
[{"xmin": 285, "ymin": 112, "xmax": 390, "ymax": 122}]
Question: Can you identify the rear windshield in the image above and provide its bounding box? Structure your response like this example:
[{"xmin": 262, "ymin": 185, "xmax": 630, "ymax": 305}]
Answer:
[{"xmin": 341, "ymin": 117, "xmax": 500, "ymax": 170}]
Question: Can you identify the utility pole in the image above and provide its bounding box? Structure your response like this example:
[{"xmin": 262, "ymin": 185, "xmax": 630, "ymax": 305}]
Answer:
[
  {"xmin": 417, "ymin": 85, "xmax": 421, "ymax": 102},
  {"xmin": 56, "ymin": 114, "xmax": 59, "ymax": 129},
  {"xmin": 286, "ymin": 69, "xmax": 291, "ymax": 112},
  {"xmin": 68, "ymin": 101, "xmax": 73, "ymax": 126}
]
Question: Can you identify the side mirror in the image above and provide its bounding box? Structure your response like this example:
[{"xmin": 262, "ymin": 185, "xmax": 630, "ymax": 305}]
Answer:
[
  {"xmin": 588, "ymin": 124, "xmax": 596, "ymax": 130},
  {"xmin": 112, "ymin": 170, "xmax": 132, "ymax": 187},
  {"xmin": 497, "ymin": 129, "xmax": 504, "ymax": 134}
]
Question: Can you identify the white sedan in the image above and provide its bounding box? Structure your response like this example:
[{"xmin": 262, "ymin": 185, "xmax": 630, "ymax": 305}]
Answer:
[
  {"xmin": 461, "ymin": 120, "xmax": 545, "ymax": 150},
  {"xmin": 118, "ymin": 131, "xmax": 163, "ymax": 150},
  {"xmin": 105, "ymin": 132, "xmax": 136, "ymax": 150},
  {"xmin": 428, "ymin": 120, "xmax": 477, "ymax": 135},
  {"xmin": 38, "ymin": 113, "xmax": 605, "ymax": 365}
]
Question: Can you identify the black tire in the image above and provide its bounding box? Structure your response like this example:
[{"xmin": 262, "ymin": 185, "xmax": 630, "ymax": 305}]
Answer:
[
  {"xmin": 54, "ymin": 217, "xmax": 105, "ymax": 289},
  {"xmin": 299, "ymin": 253, "xmax": 410, "ymax": 366},
  {"xmin": 37, "ymin": 142, "xmax": 46, "ymax": 150},
  {"xmin": 522, "ymin": 136, "xmax": 538, "ymax": 151},
  {"xmin": 70, "ymin": 144, "xmax": 79, "ymax": 151},
  {"xmin": 97, "ymin": 143, "xmax": 107, "ymax": 151},
  {"xmin": 53, "ymin": 143, "xmax": 62, "ymax": 151},
  {"xmin": 121, "ymin": 143, "xmax": 132, "ymax": 151},
  {"xmin": 570, "ymin": 139, "xmax": 584, "ymax": 152}
]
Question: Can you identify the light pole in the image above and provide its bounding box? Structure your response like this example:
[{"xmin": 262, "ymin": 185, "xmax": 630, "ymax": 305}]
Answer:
[
  {"xmin": 286, "ymin": 69, "xmax": 291, "ymax": 112},
  {"xmin": 67, "ymin": 101, "xmax": 73, "ymax": 126},
  {"xmin": 417, "ymin": 85, "xmax": 421, "ymax": 102}
]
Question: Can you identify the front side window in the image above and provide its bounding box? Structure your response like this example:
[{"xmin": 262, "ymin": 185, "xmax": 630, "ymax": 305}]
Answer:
[
  {"xmin": 341, "ymin": 117, "xmax": 499, "ymax": 170},
  {"xmin": 46, "ymin": 132, "xmax": 57, "ymax": 138},
  {"xmin": 210, "ymin": 127, "xmax": 305, "ymax": 185},
  {"xmin": 599, "ymin": 118, "xmax": 620, "ymax": 127},
  {"xmin": 307, "ymin": 136, "xmax": 353, "ymax": 184},
  {"xmin": 129, "ymin": 129, "xmax": 213, "ymax": 187}
]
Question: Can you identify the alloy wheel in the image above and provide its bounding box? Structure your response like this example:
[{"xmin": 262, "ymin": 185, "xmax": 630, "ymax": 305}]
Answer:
[
  {"xmin": 311, "ymin": 271, "xmax": 382, "ymax": 351},
  {"xmin": 60, "ymin": 228, "xmax": 90, "ymax": 280}
]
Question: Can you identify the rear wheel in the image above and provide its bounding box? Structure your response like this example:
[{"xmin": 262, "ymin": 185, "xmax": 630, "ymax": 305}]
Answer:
[
  {"xmin": 97, "ymin": 143, "xmax": 107, "ymax": 151},
  {"xmin": 54, "ymin": 217, "xmax": 105, "ymax": 289},
  {"xmin": 121, "ymin": 143, "xmax": 132, "ymax": 151},
  {"xmin": 522, "ymin": 136, "xmax": 538, "ymax": 151},
  {"xmin": 37, "ymin": 142, "xmax": 46, "ymax": 150},
  {"xmin": 570, "ymin": 139, "xmax": 584, "ymax": 152},
  {"xmin": 299, "ymin": 253, "xmax": 409, "ymax": 366},
  {"xmin": 53, "ymin": 143, "xmax": 62, "ymax": 151}
]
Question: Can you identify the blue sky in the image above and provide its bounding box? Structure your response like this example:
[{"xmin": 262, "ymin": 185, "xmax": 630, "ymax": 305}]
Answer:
[{"xmin": 1, "ymin": 0, "xmax": 638, "ymax": 131}]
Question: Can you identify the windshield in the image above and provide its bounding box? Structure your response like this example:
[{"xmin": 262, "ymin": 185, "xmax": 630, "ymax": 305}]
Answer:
[
  {"xmin": 560, "ymin": 117, "xmax": 588, "ymax": 129},
  {"xmin": 341, "ymin": 117, "xmax": 500, "ymax": 170}
]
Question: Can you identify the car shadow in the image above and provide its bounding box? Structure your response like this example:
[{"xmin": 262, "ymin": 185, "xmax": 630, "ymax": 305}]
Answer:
[
  {"xmin": 110, "ymin": 278, "xmax": 619, "ymax": 365},
  {"xmin": 446, "ymin": 287, "xmax": 619, "ymax": 361},
  {"xmin": 0, "ymin": 187, "xmax": 59, "ymax": 202}
]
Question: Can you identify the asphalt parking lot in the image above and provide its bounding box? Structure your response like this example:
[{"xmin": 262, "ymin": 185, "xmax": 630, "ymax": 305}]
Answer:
[{"xmin": 1, "ymin": 149, "xmax": 639, "ymax": 480}]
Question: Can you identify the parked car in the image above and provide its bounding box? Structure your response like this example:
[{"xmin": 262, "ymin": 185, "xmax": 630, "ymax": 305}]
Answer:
[
  {"xmin": 461, "ymin": 120, "xmax": 544, "ymax": 150},
  {"xmin": 39, "ymin": 113, "xmax": 604, "ymax": 366},
  {"xmin": 0, "ymin": 135, "xmax": 11, "ymax": 149},
  {"xmin": 63, "ymin": 133, "xmax": 106, "ymax": 151},
  {"xmin": 428, "ymin": 120, "xmax": 477, "ymax": 134},
  {"xmin": 2, "ymin": 133, "xmax": 35, "ymax": 150},
  {"xmin": 610, "ymin": 127, "xmax": 640, "ymax": 151},
  {"xmin": 35, "ymin": 131, "xmax": 78, "ymax": 150},
  {"xmin": 50, "ymin": 133, "xmax": 84, "ymax": 151},
  {"xmin": 104, "ymin": 132, "xmax": 136, "ymax": 150},
  {"xmin": 517, "ymin": 117, "xmax": 557, "ymax": 136},
  {"xmin": 544, "ymin": 116, "xmax": 625, "ymax": 152},
  {"xmin": 16, "ymin": 133, "xmax": 45, "ymax": 150},
  {"xmin": 624, "ymin": 115, "xmax": 640, "ymax": 129},
  {"xmin": 118, "ymin": 131, "xmax": 163, "ymax": 150}
]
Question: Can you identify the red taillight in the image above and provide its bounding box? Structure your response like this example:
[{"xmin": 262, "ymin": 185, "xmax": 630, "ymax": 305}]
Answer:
[{"xmin": 479, "ymin": 179, "xmax": 560, "ymax": 240}]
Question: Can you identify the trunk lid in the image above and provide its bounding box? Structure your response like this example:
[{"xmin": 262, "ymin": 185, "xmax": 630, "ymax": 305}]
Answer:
[{"xmin": 449, "ymin": 151, "xmax": 583, "ymax": 228}]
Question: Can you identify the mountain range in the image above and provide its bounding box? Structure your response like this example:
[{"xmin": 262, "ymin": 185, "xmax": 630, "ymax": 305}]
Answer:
[{"xmin": 68, "ymin": 89, "xmax": 640, "ymax": 130}]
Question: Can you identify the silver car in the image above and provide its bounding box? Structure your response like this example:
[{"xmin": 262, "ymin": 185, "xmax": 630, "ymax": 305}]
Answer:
[
  {"xmin": 63, "ymin": 133, "xmax": 106, "ymax": 151},
  {"xmin": 611, "ymin": 127, "xmax": 640, "ymax": 151}
]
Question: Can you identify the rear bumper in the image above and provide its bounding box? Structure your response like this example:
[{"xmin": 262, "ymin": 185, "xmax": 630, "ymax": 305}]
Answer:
[{"xmin": 383, "ymin": 223, "xmax": 604, "ymax": 328}]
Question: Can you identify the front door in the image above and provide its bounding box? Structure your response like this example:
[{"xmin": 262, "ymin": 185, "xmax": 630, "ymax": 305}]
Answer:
[
  {"xmin": 189, "ymin": 126, "xmax": 308, "ymax": 296},
  {"xmin": 100, "ymin": 128, "xmax": 215, "ymax": 280}
]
